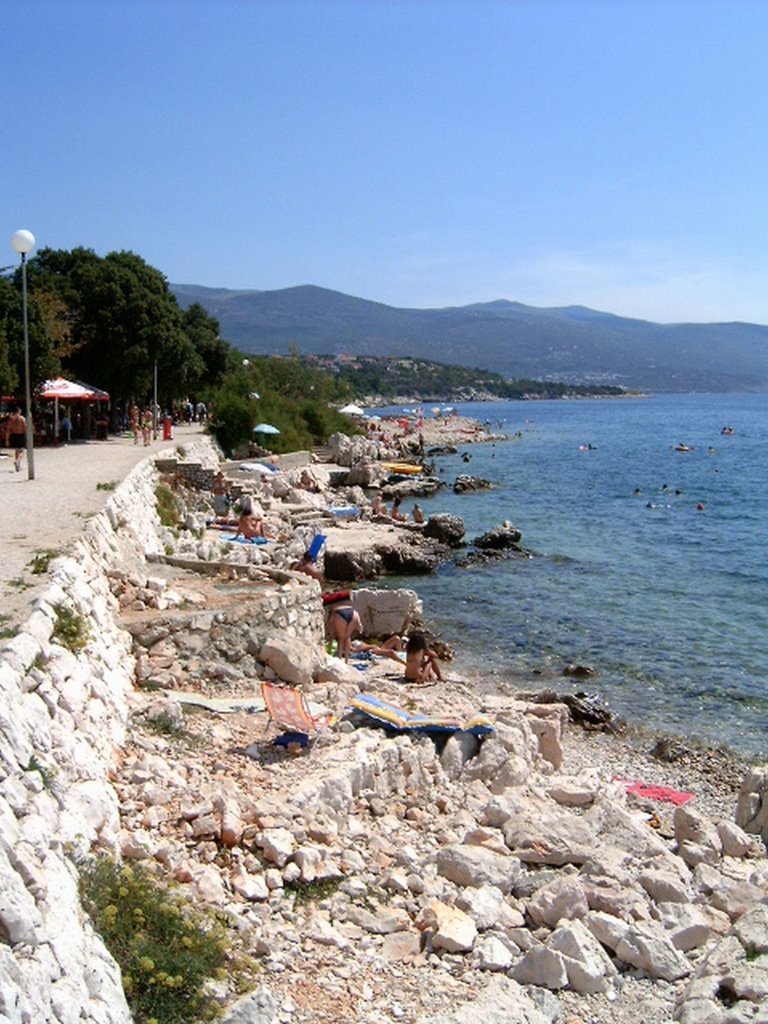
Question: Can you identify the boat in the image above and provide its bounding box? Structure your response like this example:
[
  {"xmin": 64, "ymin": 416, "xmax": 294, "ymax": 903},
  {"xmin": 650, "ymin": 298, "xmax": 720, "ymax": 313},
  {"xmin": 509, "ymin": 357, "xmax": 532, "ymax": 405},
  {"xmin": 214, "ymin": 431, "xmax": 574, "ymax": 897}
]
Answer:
[{"xmin": 381, "ymin": 462, "xmax": 423, "ymax": 476}]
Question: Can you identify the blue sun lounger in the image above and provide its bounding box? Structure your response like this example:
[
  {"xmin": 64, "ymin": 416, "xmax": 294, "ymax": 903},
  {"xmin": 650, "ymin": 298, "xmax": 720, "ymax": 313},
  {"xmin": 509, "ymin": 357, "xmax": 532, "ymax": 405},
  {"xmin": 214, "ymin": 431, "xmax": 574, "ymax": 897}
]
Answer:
[{"xmin": 347, "ymin": 693, "xmax": 494, "ymax": 737}]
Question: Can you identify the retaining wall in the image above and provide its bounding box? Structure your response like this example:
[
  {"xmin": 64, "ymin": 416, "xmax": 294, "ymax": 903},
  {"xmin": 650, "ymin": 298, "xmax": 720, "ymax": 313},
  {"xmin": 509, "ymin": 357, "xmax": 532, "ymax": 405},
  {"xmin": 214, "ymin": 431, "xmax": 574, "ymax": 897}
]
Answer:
[{"xmin": 0, "ymin": 437, "xmax": 305, "ymax": 1023}]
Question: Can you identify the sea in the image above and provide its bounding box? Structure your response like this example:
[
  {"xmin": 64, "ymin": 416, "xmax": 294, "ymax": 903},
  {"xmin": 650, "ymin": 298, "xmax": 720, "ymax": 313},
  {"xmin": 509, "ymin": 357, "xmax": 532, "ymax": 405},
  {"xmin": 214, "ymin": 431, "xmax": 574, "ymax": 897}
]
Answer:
[{"xmin": 377, "ymin": 392, "xmax": 768, "ymax": 761}]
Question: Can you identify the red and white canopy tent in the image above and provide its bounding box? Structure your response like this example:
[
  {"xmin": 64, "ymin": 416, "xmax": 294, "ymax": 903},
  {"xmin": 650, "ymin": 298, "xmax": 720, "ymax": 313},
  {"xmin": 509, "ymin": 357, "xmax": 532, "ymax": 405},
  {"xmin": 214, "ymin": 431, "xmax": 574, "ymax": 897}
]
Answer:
[
  {"xmin": 40, "ymin": 377, "xmax": 110, "ymax": 402},
  {"xmin": 39, "ymin": 377, "xmax": 110, "ymax": 439}
]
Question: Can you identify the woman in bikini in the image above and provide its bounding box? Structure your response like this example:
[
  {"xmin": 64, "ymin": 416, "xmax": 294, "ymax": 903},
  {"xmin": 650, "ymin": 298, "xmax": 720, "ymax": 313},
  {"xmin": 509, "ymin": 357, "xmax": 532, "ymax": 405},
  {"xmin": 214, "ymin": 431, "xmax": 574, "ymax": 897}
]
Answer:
[{"xmin": 327, "ymin": 604, "xmax": 363, "ymax": 663}]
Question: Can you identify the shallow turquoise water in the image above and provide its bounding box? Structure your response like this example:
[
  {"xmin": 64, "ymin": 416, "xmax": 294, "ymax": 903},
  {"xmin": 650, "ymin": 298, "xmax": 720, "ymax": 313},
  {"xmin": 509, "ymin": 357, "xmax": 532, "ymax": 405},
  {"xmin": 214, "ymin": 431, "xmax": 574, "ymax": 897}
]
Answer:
[{"xmin": 380, "ymin": 393, "xmax": 768, "ymax": 758}]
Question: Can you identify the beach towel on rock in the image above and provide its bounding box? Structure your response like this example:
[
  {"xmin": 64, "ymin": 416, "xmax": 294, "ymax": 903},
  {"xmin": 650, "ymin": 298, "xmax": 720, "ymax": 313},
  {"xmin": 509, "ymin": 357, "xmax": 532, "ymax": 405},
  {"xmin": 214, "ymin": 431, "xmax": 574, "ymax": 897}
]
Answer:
[
  {"xmin": 347, "ymin": 693, "xmax": 494, "ymax": 737},
  {"xmin": 618, "ymin": 779, "xmax": 695, "ymax": 805}
]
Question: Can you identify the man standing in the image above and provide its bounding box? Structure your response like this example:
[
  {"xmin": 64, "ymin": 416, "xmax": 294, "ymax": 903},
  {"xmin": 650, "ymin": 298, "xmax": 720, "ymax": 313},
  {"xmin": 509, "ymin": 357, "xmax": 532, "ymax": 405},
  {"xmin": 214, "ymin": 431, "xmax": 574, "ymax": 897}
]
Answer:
[{"xmin": 8, "ymin": 407, "xmax": 26, "ymax": 472}]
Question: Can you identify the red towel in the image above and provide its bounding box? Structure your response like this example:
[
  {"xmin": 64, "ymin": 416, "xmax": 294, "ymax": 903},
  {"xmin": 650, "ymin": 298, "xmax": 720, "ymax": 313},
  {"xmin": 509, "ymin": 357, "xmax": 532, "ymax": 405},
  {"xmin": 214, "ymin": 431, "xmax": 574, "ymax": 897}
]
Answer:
[{"xmin": 619, "ymin": 780, "xmax": 695, "ymax": 805}]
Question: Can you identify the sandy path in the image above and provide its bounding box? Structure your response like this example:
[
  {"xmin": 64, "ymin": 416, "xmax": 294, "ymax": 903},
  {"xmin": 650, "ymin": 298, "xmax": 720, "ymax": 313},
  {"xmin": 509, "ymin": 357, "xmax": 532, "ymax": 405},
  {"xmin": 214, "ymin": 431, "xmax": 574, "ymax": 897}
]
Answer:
[{"xmin": 0, "ymin": 423, "xmax": 206, "ymax": 632}]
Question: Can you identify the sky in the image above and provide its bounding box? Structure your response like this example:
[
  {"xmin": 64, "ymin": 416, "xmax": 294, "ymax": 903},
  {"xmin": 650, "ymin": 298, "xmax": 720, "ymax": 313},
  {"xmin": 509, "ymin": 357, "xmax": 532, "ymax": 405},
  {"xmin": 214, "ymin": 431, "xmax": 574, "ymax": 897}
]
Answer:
[{"xmin": 5, "ymin": 0, "xmax": 768, "ymax": 324}]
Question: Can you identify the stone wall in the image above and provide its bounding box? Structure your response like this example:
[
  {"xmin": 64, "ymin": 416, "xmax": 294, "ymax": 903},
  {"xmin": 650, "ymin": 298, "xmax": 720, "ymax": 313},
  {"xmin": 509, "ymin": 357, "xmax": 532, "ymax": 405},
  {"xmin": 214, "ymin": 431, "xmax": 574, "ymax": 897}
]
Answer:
[{"xmin": 0, "ymin": 438, "xmax": 221, "ymax": 1023}]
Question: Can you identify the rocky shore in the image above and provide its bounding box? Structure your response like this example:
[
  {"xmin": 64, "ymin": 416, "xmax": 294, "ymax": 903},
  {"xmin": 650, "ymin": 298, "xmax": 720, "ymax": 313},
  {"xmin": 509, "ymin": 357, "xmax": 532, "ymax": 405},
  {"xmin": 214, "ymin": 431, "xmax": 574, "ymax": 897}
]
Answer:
[{"xmin": 0, "ymin": 421, "xmax": 766, "ymax": 1024}]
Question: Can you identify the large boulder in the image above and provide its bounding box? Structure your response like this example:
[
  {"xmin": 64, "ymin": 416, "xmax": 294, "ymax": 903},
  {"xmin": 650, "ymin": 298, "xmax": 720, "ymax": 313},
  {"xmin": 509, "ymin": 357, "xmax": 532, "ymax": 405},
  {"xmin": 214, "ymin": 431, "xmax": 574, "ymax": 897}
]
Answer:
[
  {"xmin": 473, "ymin": 522, "xmax": 523, "ymax": 549},
  {"xmin": 258, "ymin": 638, "xmax": 320, "ymax": 686},
  {"xmin": 436, "ymin": 844, "xmax": 522, "ymax": 894},
  {"xmin": 350, "ymin": 588, "xmax": 422, "ymax": 637},
  {"xmin": 423, "ymin": 514, "xmax": 465, "ymax": 547},
  {"xmin": 736, "ymin": 766, "xmax": 768, "ymax": 844}
]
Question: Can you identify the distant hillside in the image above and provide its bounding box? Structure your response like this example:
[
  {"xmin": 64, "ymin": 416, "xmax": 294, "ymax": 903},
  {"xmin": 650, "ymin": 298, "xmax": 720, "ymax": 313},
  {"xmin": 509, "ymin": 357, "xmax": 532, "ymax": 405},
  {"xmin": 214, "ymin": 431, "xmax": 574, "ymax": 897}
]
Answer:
[{"xmin": 170, "ymin": 283, "xmax": 768, "ymax": 392}]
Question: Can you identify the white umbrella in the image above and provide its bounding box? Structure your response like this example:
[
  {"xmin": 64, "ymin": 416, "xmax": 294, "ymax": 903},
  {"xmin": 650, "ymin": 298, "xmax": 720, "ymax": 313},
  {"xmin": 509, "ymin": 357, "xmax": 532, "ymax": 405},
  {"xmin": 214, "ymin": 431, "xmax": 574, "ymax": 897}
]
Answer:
[
  {"xmin": 339, "ymin": 403, "xmax": 365, "ymax": 416},
  {"xmin": 253, "ymin": 423, "xmax": 280, "ymax": 435}
]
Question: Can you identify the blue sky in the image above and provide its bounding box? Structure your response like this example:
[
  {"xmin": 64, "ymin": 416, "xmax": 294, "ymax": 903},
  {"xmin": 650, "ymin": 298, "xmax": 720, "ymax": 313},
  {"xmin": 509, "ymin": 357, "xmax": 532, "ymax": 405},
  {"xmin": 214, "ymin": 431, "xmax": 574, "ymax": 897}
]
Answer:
[{"xmin": 5, "ymin": 0, "xmax": 768, "ymax": 323}]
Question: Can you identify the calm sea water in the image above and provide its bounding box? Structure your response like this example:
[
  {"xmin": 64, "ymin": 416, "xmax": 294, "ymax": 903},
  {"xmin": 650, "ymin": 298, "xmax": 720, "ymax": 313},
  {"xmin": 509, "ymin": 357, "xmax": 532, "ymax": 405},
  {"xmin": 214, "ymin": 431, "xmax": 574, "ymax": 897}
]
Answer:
[{"xmin": 379, "ymin": 393, "xmax": 768, "ymax": 759}]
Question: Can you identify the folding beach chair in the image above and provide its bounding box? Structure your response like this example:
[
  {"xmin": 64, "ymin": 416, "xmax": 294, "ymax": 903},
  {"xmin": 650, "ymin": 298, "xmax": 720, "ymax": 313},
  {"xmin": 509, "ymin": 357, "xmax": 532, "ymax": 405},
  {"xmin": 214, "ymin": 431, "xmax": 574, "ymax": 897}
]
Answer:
[{"xmin": 261, "ymin": 682, "xmax": 336, "ymax": 751}]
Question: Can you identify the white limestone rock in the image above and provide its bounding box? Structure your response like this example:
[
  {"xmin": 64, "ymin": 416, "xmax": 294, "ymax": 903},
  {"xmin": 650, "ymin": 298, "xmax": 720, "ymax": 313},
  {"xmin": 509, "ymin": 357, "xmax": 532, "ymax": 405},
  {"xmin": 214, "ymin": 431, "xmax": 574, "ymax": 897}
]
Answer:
[
  {"xmin": 436, "ymin": 843, "xmax": 521, "ymax": 893},
  {"xmin": 418, "ymin": 900, "xmax": 477, "ymax": 953},
  {"xmin": 258, "ymin": 637, "xmax": 319, "ymax": 687},
  {"xmin": 455, "ymin": 884, "xmax": 505, "ymax": 930},
  {"xmin": 718, "ymin": 819, "xmax": 761, "ymax": 858},
  {"xmin": 638, "ymin": 866, "xmax": 691, "ymax": 904},
  {"xmin": 615, "ymin": 920, "xmax": 692, "ymax": 981},
  {"xmin": 674, "ymin": 804, "xmax": 723, "ymax": 867},
  {"xmin": 585, "ymin": 909, "xmax": 631, "ymax": 952},
  {"xmin": 0, "ymin": 846, "xmax": 42, "ymax": 946},
  {"xmin": 733, "ymin": 904, "xmax": 768, "ymax": 955},
  {"xmin": 511, "ymin": 945, "xmax": 569, "ymax": 990},
  {"xmin": 475, "ymin": 934, "xmax": 515, "ymax": 971},
  {"xmin": 736, "ymin": 766, "xmax": 768, "ymax": 844},
  {"xmin": 653, "ymin": 901, "xmax": 714, "ymax": 951},
  {"xmin": 256, "ymin": 827, "xmax": 296, "ymax": 868},
  {"xmin": 526, "ymin": 876, "xmax": 589, "ymax": 929},
  {"xmin": 548, "ymin": 918, "xmax": 618, "ymax": 994}
]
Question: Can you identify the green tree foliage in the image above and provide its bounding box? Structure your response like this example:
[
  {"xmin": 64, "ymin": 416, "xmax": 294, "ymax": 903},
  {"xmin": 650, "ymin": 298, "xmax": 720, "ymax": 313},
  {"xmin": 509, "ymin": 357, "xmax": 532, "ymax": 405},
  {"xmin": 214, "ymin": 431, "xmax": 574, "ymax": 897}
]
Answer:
[
  {"xmin": 0, "ymin": 283, "xmax": 20, "ymax": 398},
  {"xmin": 0, "ymin": 270, "xmax": 60, "ymax": 402},
  {"xmin": 181, "ymin": 303, "xmax": 235, "ymax": 396},
  {"xmin": 208, "ymin": 351, "xmax": 353, "ymax": 455},
  {"xmin": 29, "ymin": 248, "xmax": 204, "ymax": 413}
]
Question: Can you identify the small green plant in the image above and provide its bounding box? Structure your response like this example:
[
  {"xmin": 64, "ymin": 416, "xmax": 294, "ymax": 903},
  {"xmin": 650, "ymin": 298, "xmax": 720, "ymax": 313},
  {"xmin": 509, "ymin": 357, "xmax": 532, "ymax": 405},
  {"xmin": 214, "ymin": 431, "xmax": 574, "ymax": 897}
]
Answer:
[
  {"xmin": 96, "ymin": 480, "xmax": 117, "ymax": 492},
  {"xmin": 175, "ymin": 445, "xmax": 187, "ymax": 458},
  {"xmin": 285, "ymin": 876, "xmax": 342, "ymax": 907},
  {"xmin": 745, "ymin": 942, "xmax": 764, "ymax": 962},
  {"xmin": 28, "ymin": 549, "xmax": 62, "ymax": 575},
  {"xmin": 23, "ymin": 754, "xmax": 57, "ymax": 789},
  {"xmin": 144, "ymin": 711, "xmax": 191, "ymax": 742},
  {"xmin": 52, "ymin": 604, "xmax": 90, "ymax": 653},
  {"xmin": 8, "ymin": 577, "xmax": 31, "ymax": 590},
  {"xmin": 80, "ymin": 858, "xmax": 255, "ymax": 1023},
  {"xmin": 155, "ymin": 483, "xmax": 182, "ymax": 528},
  {"xmin": 0, "ymin": 614, "xmax": 15, "ymax": 640}
]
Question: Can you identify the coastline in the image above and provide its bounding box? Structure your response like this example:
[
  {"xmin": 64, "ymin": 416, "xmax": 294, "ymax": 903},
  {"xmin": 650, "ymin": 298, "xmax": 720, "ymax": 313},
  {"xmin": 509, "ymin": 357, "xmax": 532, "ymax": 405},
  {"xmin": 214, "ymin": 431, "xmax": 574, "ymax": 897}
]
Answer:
[{"xmin": 1, "ymin": 418, "xmax": 766, "ymax": 1023}]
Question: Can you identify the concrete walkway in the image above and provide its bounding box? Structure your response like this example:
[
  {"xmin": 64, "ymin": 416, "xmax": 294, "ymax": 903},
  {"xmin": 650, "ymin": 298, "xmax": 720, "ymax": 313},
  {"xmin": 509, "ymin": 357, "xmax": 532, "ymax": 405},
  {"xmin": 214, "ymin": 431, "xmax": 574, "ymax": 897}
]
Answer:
[{"xmin": 0, "ymin": 423, "xmax": 207, "ymax": 633}]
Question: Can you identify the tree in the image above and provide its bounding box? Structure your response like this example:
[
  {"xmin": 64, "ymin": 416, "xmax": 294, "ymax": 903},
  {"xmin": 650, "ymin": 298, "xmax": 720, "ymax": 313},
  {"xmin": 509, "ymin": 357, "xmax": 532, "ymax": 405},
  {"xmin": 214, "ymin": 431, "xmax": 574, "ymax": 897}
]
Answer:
[
  {"xmin": 181, "ymin": 303, "xmax": 234, "ymax": 397},
  {"xmin": 0, "ymin": 271, "xmax": 59, "ymax": 402},
  {"xmin": 28, "ymin": 248, "xmax": 199, "ymax": 418}
]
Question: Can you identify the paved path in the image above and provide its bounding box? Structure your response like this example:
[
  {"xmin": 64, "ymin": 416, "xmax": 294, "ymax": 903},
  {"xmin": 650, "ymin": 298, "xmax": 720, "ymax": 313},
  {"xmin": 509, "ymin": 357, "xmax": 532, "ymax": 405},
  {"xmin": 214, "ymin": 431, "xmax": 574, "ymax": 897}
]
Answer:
[{"xmin": 0, "ymin": 423, "xmax": 206, "ymax": 634}]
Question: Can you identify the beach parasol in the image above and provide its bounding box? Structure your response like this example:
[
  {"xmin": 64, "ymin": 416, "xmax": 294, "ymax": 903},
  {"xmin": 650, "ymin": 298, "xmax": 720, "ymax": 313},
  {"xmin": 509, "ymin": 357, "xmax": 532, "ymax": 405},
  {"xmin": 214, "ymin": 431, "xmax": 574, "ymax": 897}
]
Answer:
[
  {"xmin": 339, "ymin": 403, "xmax": 365, "ymax": 416},
  {"xmin": 40, "ymin": 377, "xmax": 110, "ymax": 439},
  {"xmin": 253, "ymin": 422, "xmax": 280, "ymax": 435},
  {"xmin": 40, "ymin": 377, "xmax": 109, "ymax": 401}
]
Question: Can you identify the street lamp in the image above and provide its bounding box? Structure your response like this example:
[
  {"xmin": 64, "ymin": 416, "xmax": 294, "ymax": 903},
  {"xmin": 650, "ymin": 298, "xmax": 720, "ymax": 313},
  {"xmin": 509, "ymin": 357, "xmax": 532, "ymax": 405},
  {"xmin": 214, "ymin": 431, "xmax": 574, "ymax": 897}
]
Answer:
[{"xmin": 11, "ymin": 229, "xmax": 35, "ymax": 480}]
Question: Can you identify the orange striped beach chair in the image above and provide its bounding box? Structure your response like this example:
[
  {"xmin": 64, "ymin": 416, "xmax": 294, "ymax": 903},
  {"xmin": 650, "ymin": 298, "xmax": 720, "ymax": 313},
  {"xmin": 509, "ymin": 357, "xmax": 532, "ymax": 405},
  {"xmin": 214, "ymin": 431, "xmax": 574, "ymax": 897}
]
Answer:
[{"xmin": 261, "ymin": 682, "xmax": 336, "ymax": 750}]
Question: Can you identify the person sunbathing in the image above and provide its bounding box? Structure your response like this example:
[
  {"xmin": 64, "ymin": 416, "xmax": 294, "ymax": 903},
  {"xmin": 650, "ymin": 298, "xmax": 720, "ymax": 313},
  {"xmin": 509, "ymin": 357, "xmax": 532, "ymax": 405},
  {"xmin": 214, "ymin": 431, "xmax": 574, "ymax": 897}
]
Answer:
[
  {"xmin": 350, "ymin": 634, "xmax": 406, "ymax": 661},
  {"xmin": 404, "ymin": 632, "xmax": 443, "ymax": 683},
  {"xmin": 234, "ymin": 511, "xmax": 270, "ymax": 541},
  {"xmin": 291, "ymin": 549, "xmax": 323, "ymax": 582}
]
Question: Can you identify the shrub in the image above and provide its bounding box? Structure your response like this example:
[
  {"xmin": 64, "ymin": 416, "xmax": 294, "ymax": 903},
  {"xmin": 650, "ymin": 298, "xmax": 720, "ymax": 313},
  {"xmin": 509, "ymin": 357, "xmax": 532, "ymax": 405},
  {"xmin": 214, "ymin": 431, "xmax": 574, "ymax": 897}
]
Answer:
[
  {"xmin": 80, "ymin": 859, "xmax": 254, "ymax": 1024},
  {"xmin": 155, "ymin": 483, "xmax": 181, "ymax": 528},
  {"xmin": 29, "ymin": 549, "xmax": 62, "ymax": 574},
  {"xmin": 52, "ymin": 604, "xmax": 90, "ymax": 653}
]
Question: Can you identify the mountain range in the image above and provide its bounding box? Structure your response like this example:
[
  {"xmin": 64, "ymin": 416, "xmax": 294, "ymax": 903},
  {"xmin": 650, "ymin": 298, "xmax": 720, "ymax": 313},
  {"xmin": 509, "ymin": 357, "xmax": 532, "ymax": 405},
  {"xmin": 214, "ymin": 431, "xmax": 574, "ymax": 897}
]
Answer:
[{"xmin": 170, "ymin": 283, "xmax": 768, "ymax": 393}]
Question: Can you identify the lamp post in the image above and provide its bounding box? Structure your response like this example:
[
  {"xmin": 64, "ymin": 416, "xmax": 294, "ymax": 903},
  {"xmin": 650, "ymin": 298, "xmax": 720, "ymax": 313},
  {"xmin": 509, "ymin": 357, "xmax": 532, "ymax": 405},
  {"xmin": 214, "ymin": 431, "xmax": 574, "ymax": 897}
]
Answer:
[{"xmin": 11, "ymin": 229, "xmax": 35, "ymax": 480}]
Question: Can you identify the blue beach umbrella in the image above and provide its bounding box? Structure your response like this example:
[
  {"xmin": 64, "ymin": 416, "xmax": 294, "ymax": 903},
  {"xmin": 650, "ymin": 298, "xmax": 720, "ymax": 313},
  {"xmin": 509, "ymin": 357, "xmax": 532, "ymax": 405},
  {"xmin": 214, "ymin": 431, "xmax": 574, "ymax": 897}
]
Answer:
[{"xmin": 253, "ymin": 423, "xmax": 280, "ymax": 435}]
